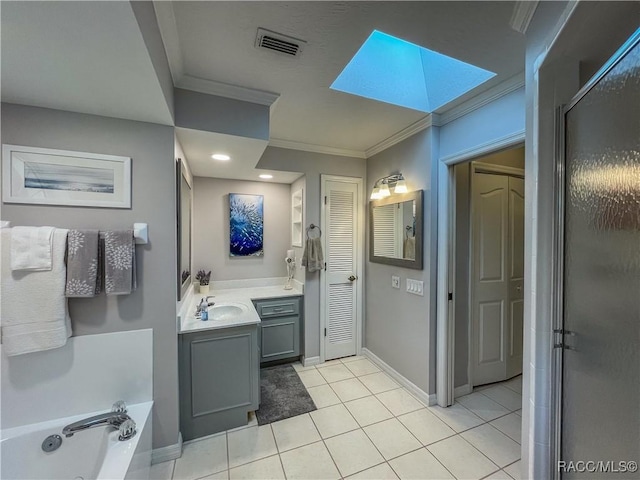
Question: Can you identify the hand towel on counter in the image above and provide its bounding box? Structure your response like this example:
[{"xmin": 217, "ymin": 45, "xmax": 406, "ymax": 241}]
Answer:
[
  {"xmin": 301, "ymin": 237, "xmax": 324, "ymax": 273},
  {"xmin": 1, "ymin": 228, "xmax": 72, "ymax": 356},
  {"xmin": 103, "ymin": 230, "xmax": 136, "ymax": 295},
  {"xmin": 10, "ymin": 226, "xmax": 55, "ymax": 271},
  {"xmin": 65, "ymin": 230, "xmax": 99, "ymax": 297}
]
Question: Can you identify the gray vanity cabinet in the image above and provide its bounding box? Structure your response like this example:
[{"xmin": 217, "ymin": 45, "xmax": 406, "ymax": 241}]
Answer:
[
  {"xmin": 179, "ymin": 324, "xmax": 259, "ymax": 441},
  {"xmin": 254, "ymin": 296, "xmax": 303, "ymax": 364}
]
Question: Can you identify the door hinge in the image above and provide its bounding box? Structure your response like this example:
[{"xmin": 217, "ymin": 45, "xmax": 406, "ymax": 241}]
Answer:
[
  {"xmin": 324, "ymin": 328, "xmax": 327, "ymax": 337},
  {"xmin": 324, "ymin": 262, "xmax": 327, "ymax": 270},
  {"xmin": 324, "ymin": 196, "xmax": 327, "ymax": 205},
  {"xmin": 448, "ymin": 292, "xmax": 453, "ymax": 301}
]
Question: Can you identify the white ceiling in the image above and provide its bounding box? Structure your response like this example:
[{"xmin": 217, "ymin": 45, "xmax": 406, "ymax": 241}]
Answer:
[
  {"xmin": 166, "ymin": 1, "xmax": 526, "ymax": 153},
  {"xmin": 176, "ymin": 127, "xmax": 302, "ymax": 184},
  {"xmin": 1, "ymin": 2, "xmax": 526, "ymax": 183},
  {"xmin": 1, "ymin": 1, "xmax": 173, "ymax": 126}
]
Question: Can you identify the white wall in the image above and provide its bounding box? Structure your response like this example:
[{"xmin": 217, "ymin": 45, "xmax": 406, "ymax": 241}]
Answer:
[
  {"xmin": 192, "ymin": 177, "xmax": 291, "ymax": 281},
  {"xmin": 1, "ymin": 330, "xmax": 152, "ymax": 429}
]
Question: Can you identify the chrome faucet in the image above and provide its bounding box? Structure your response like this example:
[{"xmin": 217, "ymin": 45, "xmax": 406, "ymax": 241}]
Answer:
[
  {"xmin": 62, "ymin": 401, "xmax": 136, "ymax": 441},
  {"xmin": 195, "ymin": 296, "xmax": 216, "ymax": 317}
]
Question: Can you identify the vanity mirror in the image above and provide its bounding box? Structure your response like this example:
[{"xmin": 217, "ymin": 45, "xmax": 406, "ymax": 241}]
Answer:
[
  {"xmin": 369, "ymin": 189, "xmax": 423, "ymax": 269},
  {"xmin": 177, "ymin": 159, "xmax": 192, "ymax": 300}
]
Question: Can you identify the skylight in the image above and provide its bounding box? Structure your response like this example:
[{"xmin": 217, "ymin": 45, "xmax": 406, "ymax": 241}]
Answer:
[{"xmin": 330, "ymin": 30, "xmax": 496, "ymax": 113}]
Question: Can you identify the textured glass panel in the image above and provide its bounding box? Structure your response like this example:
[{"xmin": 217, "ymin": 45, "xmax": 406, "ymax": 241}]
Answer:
[{"xmin": 561, "ymin": 37, "xmax": 640, "ymax": 478}]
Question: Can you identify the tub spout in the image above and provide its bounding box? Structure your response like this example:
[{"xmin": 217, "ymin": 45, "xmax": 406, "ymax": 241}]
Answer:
[{"xmin": 62, "ymin": 412, "xmax": 134, "ymax": 439}]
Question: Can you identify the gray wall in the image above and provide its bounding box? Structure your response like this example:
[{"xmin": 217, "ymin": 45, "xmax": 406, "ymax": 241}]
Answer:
[
  {"xmin": 192, "ymin": 177, "xmax": 290, "ymax": 281},
  {"xmin": 0, "ymin": 103, "xmax": 179, "ymax": 450},
  {"xmin": 454, "ymin": 162, "xmax": 471, "ymax": 388},
  {"xmin": 365, "ymin": 129, "xmax": 438, "ymax": 393},
  {"xmin": 174, "ymin": 88, "xmax": 269, "ymax": 140},
  {"xmin": 257, "ymin": 147, "xmax": 366, "ymax": 360}
]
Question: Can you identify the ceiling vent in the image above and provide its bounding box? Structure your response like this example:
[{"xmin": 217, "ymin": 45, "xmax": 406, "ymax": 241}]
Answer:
[{"xmin": 255, "ymin": 28, "xmax": 306, "ymax": 57}]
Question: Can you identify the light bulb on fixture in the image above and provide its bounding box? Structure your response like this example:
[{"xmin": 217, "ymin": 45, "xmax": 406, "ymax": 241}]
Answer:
[
  {"xmin": 259, "ymin": 174, "xmax": 273, "ymax": 179},
  {"xmin": 211, "ymin": 154, "xmax": 230, "ymax": 161},
  {"xmin": 370, "ymin": 186, "xmax": 381, "ymax": 200},
  {"xmin": 394, "ymin": 178, "xmax": 408, "ymax": 194},
  {"xmin": 379, "ymin": 183, "xmax": 391, "ymax": 197}
]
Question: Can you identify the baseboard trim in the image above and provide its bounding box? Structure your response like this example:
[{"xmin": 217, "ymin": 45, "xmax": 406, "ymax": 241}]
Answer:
[
  {"xmin": 454, "ymin": 384, "xmax": 473, "ymax": 398},
  {"xmin": 151, "ymin": 432, "xmax": 183, "ymax": 464},
  {"xmin": 302, "ymin": 355, "xmax": 321, "ymax": 367},
  {"xmin": 362, "ymin": 348, "xmax": 436, "ymax": 406}
]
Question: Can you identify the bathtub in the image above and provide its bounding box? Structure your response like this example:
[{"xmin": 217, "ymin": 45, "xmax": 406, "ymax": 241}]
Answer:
[{"xmin": 0, "ymin": 401, "xmax": 153, "ymax": 480}]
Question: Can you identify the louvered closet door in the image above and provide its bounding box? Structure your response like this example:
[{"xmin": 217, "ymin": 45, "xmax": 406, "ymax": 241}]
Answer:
[{"xmin": 324, "ymin": 180, "xmax": 359, "ymax": 360}]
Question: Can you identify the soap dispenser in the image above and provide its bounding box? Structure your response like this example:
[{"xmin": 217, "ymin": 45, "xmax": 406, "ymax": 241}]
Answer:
[{"xmin": 199, "ymin": 298, "xmax": 209, "ymax": 321}]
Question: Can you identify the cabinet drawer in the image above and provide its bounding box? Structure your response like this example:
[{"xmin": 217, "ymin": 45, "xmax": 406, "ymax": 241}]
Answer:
[{"xmin": 255, "ymin": 299, "xmax": 299, "ymax": 318}]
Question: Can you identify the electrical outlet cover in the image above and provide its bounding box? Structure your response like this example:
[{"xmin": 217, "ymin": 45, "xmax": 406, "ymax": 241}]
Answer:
[{"xmin": 392, "ymin": 275, "xmax": 400, "ymax": 289}]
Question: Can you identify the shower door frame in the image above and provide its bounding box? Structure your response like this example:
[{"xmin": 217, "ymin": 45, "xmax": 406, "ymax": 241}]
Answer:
[{"xmin": 550, "ymin": 27, "xmax": 640, "ymax": 479}]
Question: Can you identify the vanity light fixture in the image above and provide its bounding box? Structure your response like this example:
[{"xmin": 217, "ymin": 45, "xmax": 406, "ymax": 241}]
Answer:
[
  {"xmin": 370, "ymin": 173, "xmax": 408, "ymax": 200},
  {"xmin": 259, "ymin": 174, "xmax": 273, "ymax": 179},
  {"xmin": 212, "ymin": 154, "xmax": 231, "ymax": 161}
]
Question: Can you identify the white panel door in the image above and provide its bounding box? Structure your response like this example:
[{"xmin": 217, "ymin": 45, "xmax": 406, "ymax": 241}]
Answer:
[
  {"xmin": 472, "ymin": 172, "xmax": 524, "ymax": 386},
  {"xmin": 323, "ymin": 179, "xmax": 359, "ymax": 360},
  {"xmin": 472, "ymin": 173, "xmax": 509, "ymax": 385}
]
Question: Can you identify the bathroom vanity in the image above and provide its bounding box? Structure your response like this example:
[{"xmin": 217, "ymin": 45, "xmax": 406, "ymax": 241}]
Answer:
[
  {"xmin": 254, "ymin": 296, "xmax": 303, "ymax": 364},
  {"xmin": 178, "ymin": 285, "xmax": 303, "ymax": 440}
]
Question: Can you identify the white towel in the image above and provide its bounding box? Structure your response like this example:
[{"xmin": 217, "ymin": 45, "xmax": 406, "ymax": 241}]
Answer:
[
  {"xmin": 1, "ymin": 228, "xmax": 72, "ymax": 356},
  {"xmin": 11, "ymin": 226, "xmax": 55, "ymax": 271},
  {"xmin": 302, "ymin": 237, "xmax": 324, "ymax": 273}
]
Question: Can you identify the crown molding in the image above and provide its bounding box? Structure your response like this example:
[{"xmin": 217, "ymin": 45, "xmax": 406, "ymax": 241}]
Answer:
[
  {"xmin": 365, "ymin": 114, "xmax": 437, "ymax": 158},
  {"xmin": 176, "ymin": 75, "xmax": 280, "ymax": 107},
  {"xmin": 438, "ymin": 72, "xmax": 525, "ymax": 126},
  {"xmin": 269, "ymin": 138, "xmax": 366, "ymax": 159},
  {"xmin": 510, "ymin": 1, "xmax": 539, "ymax": 34},
  {"xmin": 152, "ymin": 1, "xmax": 183, "ymax": 83}
]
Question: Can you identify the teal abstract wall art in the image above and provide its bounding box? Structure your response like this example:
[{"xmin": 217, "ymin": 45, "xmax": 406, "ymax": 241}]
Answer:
[{"xmin": 229, "ymin": 193, "xmax": 264, "ymax": 257}]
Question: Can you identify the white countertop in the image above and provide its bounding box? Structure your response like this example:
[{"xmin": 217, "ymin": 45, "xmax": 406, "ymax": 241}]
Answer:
[{"xmin": 179, "ymin": 285, "xmax": 303, "ymax": 334}]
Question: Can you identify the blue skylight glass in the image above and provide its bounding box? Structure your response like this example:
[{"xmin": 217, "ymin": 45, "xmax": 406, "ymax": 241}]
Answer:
[{"xmin": 330, "ymin": 30, "xmax": 496, "ymax": 113}]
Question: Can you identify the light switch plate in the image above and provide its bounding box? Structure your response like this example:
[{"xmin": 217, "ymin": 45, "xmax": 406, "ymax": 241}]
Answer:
[
  {"xmin": 391, "ymin": 275, "xmax": 400, "ymax": 289},
  {"xmin": 406, "ymin": 279, "xmax": 424, "ymax": 296}
]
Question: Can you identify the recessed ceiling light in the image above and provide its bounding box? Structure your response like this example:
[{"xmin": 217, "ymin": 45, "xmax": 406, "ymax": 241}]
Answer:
[
  {"xmin": 211, "ymin": 154, "xmax": 230, "ymax": 161},
  {"xmin": 259, "ymin": 174, "xmax": 273, "ymax": 179}
]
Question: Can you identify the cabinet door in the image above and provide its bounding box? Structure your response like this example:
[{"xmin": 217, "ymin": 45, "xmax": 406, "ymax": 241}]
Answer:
[
  {"xmin": 261, "ymin": 316, "xmax": 299, "ymax": 361},
  {"xmin": 179, "ymin": 326, "xmax": 258, "ymax": 440}
]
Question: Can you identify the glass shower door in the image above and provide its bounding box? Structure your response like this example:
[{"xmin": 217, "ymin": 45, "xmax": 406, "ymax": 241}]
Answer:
[{"xmin": 560, "ymin": 31, "xmax": 640, "ymax": 478}]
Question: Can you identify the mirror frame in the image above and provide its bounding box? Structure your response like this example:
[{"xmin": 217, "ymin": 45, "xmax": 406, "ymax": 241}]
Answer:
[
  {"xmin": 177, "ymin": 158, "xmax": 192, "ymax": 301},
  {"xmin": 369, "ymin": 189, "xmax": 423, "ymax": 270}
]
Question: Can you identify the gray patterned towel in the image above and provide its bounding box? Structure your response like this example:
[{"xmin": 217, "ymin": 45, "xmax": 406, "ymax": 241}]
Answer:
[
  {"xmin": 103, "ymin": 230, "xmax": 136, "ymax": 295},
  {"xmin": 65, "ymin": 230, "xmax": 99, "ymax": 297}
]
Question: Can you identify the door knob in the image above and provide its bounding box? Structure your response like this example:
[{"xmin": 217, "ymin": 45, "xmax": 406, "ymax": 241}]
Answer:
[
  {"xmin": 348, "ymin": 275, "xmax": 358, "ymax": 282},
  {"xmin": 516, "ymin": 285, "xmax": 522, "ymax": 292}
]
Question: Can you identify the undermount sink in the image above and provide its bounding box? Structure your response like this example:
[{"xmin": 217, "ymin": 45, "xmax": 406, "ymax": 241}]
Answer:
[{"xmin": 208, "ymin": 303, "xmax": 247, "ymax": 321}]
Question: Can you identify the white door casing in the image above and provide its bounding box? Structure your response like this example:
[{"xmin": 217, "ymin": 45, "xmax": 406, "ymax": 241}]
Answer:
[
  {"xmin": 471, "ymin": 168, "xmax": 524, "ymax": 386},
  {"xmin": 320, "ymin": 175, "xmax": 363, "ymax": 361}
]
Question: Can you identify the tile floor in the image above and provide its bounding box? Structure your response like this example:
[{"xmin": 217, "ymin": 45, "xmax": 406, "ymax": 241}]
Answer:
[{"xmin": 151, "ymin": 357, "xmax": 523, "ymax": 480}]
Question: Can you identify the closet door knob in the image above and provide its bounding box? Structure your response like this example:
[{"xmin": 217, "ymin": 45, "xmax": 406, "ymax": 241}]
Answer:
[{"xmin": 348, "ymin": 275, "xmax": 358, "ymax": 282}]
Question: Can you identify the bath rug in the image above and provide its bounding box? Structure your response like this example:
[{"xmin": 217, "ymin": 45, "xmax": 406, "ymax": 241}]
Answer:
[{"xmin": 255, "ymin": 364, "xmax": 317, "ymax": 425}]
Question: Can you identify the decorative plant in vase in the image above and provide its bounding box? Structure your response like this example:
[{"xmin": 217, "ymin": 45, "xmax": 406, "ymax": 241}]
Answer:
[{"xmin": 195, "ymin": 270, "xmax": 211, "ymax": 294}]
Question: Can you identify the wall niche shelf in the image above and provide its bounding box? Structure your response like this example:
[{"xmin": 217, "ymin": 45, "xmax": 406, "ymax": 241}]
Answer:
[{"xmin": 291, "ymin": 188, "xmax": 303, "ymax": 247}]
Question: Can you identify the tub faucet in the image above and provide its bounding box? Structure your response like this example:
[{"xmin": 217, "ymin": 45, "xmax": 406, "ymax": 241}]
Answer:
[{"xmin": 62, "ymin": 401, "xmax": 136, "ymax": 441}]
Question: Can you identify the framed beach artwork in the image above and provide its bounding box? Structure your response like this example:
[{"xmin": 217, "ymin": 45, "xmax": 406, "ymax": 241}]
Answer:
[
  {"xmin": 2, "ymin": 144, "xmax": 131, "ymax": 208},
  {"xmin": 229, "ymin": 193, "xmax": 264, "ymax": 257}
]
